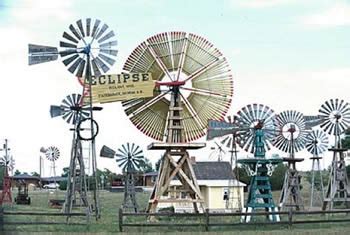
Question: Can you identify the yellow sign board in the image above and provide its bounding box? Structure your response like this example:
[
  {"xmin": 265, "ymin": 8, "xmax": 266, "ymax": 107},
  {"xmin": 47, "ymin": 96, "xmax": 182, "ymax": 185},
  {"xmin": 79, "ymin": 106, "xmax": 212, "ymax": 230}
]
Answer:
[{"xmin": 87, "ymin": 73, "xmax": 154, "ymax": 104}]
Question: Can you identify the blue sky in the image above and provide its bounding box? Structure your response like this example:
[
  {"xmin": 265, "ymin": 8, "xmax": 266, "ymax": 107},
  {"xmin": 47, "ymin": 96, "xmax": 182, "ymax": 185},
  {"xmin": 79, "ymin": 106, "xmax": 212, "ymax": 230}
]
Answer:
[{"xmin": 0, "ymin": 0, "xmax": 349, "ymax": 175}]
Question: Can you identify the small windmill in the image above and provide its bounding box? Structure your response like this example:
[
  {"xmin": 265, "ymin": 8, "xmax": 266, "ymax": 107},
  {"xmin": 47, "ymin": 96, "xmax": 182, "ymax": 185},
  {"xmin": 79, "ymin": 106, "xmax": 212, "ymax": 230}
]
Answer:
[
  {"xmin": 305, "ymin": 130, "xmax": 329, "ymax": 208},
  {"xmin": 0, "ymin": 139, "xmax": 14, "ymax": 204},
  {"xmin": 100, "ymin": 143, "xmax": 145, "ymax": 212},
  {"xmin": 209, "ymin": 141, "xmax": 226, "ymax": 162},
  {"xmin": 50, "ymin": 93, "xmax": 92, "ymax": 217},
  {"xmin": 41, "ymin": 146, "xmax": 60, "ymax": 181},
  {"xmin": 318, "ymin": 99, "xmax": 350, "ymax": 210},
  {"xmin": 274, "ymin": 110, "xmax": 308, "ymax": 211}
]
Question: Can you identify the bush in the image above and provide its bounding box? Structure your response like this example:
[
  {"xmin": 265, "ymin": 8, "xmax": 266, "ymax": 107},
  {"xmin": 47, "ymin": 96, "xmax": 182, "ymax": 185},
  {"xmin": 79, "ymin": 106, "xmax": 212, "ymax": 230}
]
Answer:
[{"xmin": 59, "ymin": 180, "xmax": 67, "ymax": 190}]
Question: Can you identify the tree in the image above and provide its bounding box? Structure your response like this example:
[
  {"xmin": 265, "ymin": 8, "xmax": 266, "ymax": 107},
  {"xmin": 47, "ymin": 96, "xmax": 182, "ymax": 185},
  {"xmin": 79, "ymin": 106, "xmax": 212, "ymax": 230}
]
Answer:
[
  {"xmin": 237, "ymin": 163, "xmax": 287, "ymax": 191},
  {"xmin": 61, "ymin": 167, "xmax": 70, "ymax": 177},
  {"xmin": 31, "ymin": 171, "xmax": 40, "ymax": 177},
  {"xmin": 305, "ymin": 169, "xmax": 329, "ymax": 190},
  {"xmin": 139, "ymin": 158, "xmax": 154, "ymax": 173},
  {"xmin": 14, "ymin": 169, "xmax": 21, "ymax": 175}
]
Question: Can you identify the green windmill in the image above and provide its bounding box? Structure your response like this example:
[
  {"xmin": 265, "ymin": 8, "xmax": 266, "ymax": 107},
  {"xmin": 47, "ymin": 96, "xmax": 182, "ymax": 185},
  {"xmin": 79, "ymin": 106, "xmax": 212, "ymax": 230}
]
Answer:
[{"xmin": 208, "ymin": 104, "xmax": 282, "ymax": 222}]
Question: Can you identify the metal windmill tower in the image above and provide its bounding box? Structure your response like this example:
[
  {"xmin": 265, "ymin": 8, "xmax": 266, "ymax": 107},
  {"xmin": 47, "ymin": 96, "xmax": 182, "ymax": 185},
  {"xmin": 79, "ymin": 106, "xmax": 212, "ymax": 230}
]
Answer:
[
  {"xmin": 208, "ymin": 115, "xmax": 243, "ymax": 211},
  {"xmin": 28, "ymin": 18, "xmax": 118, "ymax": 219},
  {"xmin": 41, "ymin": 146, "xmax": 60, "ymax": 181},
  {"xmin": 121, "ymin": 32, "xmax": 233, "ymax": 213},
  {"xmin": 101, "ymin": 143, "xmax": 145, "ymax": 212},
  {"xmin": 0, "ymin": 139, "xmax": 15, "ymax": 204},
  {"xmin": 305, "ymin": 130, "xmax": 329, "ymax": 208},
  {"xmin": 235, "ymin": 104, "xmax": 282, "ymax": 222},
  {"xmin": 50, "ymin": 93, "xmax": 92, "ymax": 218},
  {"xmin": 273, "ymin": 110, "xmax": 308, "ymax": 211},
  {"xmin": 318, "ymin": 99, "xmax": 350, "ymax": 210}
]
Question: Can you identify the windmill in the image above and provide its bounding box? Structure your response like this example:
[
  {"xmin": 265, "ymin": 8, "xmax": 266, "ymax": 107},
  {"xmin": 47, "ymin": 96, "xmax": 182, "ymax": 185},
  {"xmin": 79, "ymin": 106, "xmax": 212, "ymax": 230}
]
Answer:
[
  {"xmin": 209, "ymin": 141, "xmax": 226, "ymax": 162},
  {"xmin": 28, "ymin": 18, "xmax": 118, "ymax": 219},
  {"xmin": 318, "ymin": 99, "xmax": 350, "ymax": 210},
  {"xmin": 41, "ymin": 146, "xmax": 60, "ymax": 186},
  {"xmin": 208, "ymin": 104, "xmax": 282, "ymax": 222},
  {"xmin": 101, "ymin": 143, "xmax": 145, "ymax": 212},
  {"xmin": 50, "ymin": 93, "xmax": 93, "ymax": 218},
  {"xmin": 273, "ymin": 110, "xmax": 308, "ymax": 211},
  {"xmin": 305, "ymin": 130, "xmax": 329, "ymax": 208},
  {"xmin": 0, "ymin": 139, "xmax": 14, "ymax": 204},
  {"xmin": 209, "ymin": 115, "xmax": 242, "ymax": 211},
  {"xmin": 121, "ymin": 32, "xmax": 233, "ymax": 212}
]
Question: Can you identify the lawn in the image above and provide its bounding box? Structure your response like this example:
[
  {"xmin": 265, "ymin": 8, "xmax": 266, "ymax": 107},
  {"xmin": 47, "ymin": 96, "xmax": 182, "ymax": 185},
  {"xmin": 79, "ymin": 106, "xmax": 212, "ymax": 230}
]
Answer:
[{"xmin": 2, "ymin": 189, "xmax": 350, "ymax": 234}]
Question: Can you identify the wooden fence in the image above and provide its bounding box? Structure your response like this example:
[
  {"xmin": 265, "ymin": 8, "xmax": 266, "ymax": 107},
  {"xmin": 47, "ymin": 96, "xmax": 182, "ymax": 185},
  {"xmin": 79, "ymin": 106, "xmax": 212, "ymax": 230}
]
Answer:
[
  {"xmin": 0, "ymin": 207, "xmax": 88, "ymax": 230},
  {"xmin": 119, "ymin": 208, "xmax": 350, "ymax": 232}
]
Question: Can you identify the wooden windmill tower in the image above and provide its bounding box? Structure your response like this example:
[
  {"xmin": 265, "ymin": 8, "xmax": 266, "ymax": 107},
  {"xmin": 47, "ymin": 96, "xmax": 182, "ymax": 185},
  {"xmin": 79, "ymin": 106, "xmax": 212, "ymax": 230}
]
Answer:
[
  {"xmin": 305, "ymin": 130, "xmax": 329, "ymax": 208},
  {"xmin": 0, "ymin": 139, "xmax": 15, "ymax": 205},
  {"xmin": 121, "ymin": 32, "xmax": 233, "ymax": 212},
  {"xmin": 274, "ymin": 110, "xmax": 308, "ymax": 211},
  {"xmin": 50, "ymin": 94, "xmax": 92, "ymax": 217},
  {"xmin": 318, "ymin": 99, "xmax": 350, "ymax": 210},
  {"xmin": 100, "ymin": 143, "xmax": 145, "ymax": 212}
]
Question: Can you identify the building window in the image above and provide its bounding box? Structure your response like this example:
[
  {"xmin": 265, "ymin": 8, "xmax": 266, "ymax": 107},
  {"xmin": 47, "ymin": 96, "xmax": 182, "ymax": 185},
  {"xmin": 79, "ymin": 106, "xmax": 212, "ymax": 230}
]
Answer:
[
  {"xmin": 223, "ymin": 188, "xmax": 229, "ymax": 201},
  {"xmin": 151, "ymin": 176, "xmax": 156, "ymax": 183},
  {"xmin": 181, "ymin": 192, "xmax": 186, "ymax": 199}
]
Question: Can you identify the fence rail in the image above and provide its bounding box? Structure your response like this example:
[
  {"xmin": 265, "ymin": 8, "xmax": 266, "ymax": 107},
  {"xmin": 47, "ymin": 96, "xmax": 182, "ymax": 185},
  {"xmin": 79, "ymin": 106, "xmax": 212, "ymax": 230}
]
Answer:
[
  {"xmin": 119, "ymin": 208, "xmax": 350, "ymax": 232},
  {"xmin": 0, "ymin": 207, "xmax": 88, "ymax": 230}
]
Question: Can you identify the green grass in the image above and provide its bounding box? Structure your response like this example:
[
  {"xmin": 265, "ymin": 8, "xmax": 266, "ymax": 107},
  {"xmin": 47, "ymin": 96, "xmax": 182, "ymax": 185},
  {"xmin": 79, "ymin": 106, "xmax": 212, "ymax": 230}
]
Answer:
[{"xmin": 3, "ymin": 189, "xmax": 350, "ymax": 234}]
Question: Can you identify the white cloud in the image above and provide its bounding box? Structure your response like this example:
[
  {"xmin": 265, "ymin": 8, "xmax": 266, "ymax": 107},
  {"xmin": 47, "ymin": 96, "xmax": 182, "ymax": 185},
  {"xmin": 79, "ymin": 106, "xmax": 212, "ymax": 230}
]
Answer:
[
  {"xmin": 233, "ymin": 0, "xmax": 296, "ymax": 8},
  {"xmin": 302, "ymin": 2, "xmax": 350, "ymax": 27}
]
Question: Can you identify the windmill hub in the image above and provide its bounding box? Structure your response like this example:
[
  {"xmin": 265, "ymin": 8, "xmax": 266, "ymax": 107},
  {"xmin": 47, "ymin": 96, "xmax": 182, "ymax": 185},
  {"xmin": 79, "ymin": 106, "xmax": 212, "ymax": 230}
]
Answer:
[{"xmin": 334, "ymin": 113, "xmax": 342, "ymax": 120}]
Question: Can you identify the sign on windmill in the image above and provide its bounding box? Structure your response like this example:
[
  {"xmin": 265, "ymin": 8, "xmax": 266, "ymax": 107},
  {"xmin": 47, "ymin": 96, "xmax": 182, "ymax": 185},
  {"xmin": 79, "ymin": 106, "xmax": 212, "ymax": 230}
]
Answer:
[{"xmin": 88, "ymin": 73, "xmax": 155, "ymax": 104}]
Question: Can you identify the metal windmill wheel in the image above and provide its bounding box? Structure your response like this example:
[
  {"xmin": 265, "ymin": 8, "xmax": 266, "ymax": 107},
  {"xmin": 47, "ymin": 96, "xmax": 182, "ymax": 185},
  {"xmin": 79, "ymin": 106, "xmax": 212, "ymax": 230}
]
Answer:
[
  {"xmin": 235, "ymin": 104, "xmax": 276, "ymax": 153},
  {"xmin": 29, "ymin": 18, "xmax": 118, "ymax": 77},
  {"xmin": 319, "ymin": 98, "xmax": 350, "ymax": 136},
  {"xmin": 50, "ymin": 93, "xmax": 90, "ymax": 125},
  {"xmin": 305, "ymin": 130, "xmax": 329, "ymax": 155},
  {"xmin": 273, "ymin": 110, "xmax": 308, "ymax": 153},
  {"xmin": 122, "ymin": 32, "xmax": 233, "ymax": 142},
  {"xmin": 116, "ymin": 143, "xmax": 145, "ymax": 173},
  {"xmin": 0, "ymin": 155, "xmax": 15, "ymax": 172},
  {"xmin": 45, "ymin": 146, "xmax": 60, "ymax": 162}
]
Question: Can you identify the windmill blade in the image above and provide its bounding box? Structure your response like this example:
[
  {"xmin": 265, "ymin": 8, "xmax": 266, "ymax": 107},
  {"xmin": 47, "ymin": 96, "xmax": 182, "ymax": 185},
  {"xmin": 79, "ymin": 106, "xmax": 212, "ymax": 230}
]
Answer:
[
  {"xmin": 319, "ymin": 98, "xmax": 350, "ymax": 136},
  {"xmin": 305, "ymin": 130, "xmax": 329, "ymax": 155},
  {"xmin": 115, "ymin": 143, "xmax": 144, "ymax": 172},
  {"xmin": 51, "ymin": 93, "xmax": 89, "ymax": 125},
  {"xmin": 62, "ymin": 31, "xmax": 79, "ymax": 44},
  {"xmin": 57, "ymin": 19, "xmax": 117, "ymax": 77},
  {"xmin": 45, "ymin": 146, "xmax": 60, "ymax": 162},
  {"xmin": 235, "ymin": 104, "xmax": 276, "ymax": 153},
  {"xmin": 122, "ymin": 32, "xmax": 233, "ymax": 142},
  {"xmin": 28, "ymin": 44, "xmax": 59, "ymax": 65},
  {"xmin": 272, "ymin": 110, "xmax": 307, "ymax": 153}
]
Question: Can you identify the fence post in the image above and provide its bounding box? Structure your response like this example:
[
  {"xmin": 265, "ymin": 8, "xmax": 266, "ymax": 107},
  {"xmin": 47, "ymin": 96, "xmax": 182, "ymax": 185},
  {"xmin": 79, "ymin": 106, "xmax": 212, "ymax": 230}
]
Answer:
[
  {"xmin": 205, "ymin": 208, "xmax": 209, "ymax": 231},
  {"xmin": 288, "ymin": 209, "xmax": 293, "ymax": 229},
  {"xmin": 0, "ymin": 207, "xmax": 3, "ymax": 231},
  {"xmin": 119, "ymin": 207, "xmax": 123, "ymax": 232}
]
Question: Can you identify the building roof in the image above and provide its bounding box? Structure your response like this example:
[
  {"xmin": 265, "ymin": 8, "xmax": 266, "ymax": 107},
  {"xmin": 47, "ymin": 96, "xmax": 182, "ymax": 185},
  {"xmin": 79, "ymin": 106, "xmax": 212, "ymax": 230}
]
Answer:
[
  {"xmin": 193, "ymin": 161, "xmax": 234, "ymax": 180},
  {"xmin": 41, "ymin": 176, "xmax": 67, "ymax": 182},
  {"xmin": 11, "ymin": 173, "xmax": 40, "ymax": 180}
]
